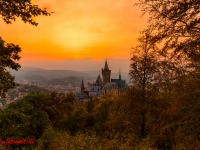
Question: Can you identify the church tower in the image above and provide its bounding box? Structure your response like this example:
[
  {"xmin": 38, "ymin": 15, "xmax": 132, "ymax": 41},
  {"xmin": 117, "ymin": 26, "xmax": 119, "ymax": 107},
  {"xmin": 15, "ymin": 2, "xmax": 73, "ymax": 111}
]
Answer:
[{"xmin": 102, "ymin": 59, "xmax": 111, "ymax": 85}]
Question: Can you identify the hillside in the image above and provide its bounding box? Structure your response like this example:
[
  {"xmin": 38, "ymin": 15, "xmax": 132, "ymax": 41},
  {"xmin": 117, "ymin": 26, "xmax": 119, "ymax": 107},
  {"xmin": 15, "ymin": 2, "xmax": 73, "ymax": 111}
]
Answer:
[
  {"xmin": 7, "ymin": 66, "xmax": 130, "ymax": 84},
  {"xmin": 48, "ymin": 76, "xmax": 82, "ymax": 86}
]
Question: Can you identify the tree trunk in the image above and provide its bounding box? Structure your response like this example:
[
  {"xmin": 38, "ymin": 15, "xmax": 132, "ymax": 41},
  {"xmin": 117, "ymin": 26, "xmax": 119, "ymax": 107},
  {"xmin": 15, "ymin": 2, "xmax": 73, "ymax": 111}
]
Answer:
[{"xmin": 141, "ymin": 111, "xmax": 146, "ymax": 137}]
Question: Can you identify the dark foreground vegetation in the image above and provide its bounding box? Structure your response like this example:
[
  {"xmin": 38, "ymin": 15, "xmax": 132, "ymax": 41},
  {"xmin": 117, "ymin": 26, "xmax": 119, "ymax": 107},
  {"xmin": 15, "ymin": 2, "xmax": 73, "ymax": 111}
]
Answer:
[
  {"xmin": 0, "ymin": 57, "xmax": 200, "ymax": 149},
  {"xmin": 0, "ymin": 0, "xmax": 199, "ymax": 149}
]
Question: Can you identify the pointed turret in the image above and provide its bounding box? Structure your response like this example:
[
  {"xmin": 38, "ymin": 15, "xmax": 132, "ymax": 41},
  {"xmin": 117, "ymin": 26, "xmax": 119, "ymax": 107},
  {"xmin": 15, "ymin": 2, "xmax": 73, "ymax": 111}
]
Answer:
[
  {"xmin": 119, "ymin": 69, "xmax": 121, "ymax": 81},
  {"xmin": 104, "ymin": 59, "xmax": 109, "ymax": 70},
  {"xmin": 81, "ymin": 79, "xmax": 85, "ymax": 93},
  {"xmin": 96, "ymin": 74, "xmax": 102, "ymax": 86}
]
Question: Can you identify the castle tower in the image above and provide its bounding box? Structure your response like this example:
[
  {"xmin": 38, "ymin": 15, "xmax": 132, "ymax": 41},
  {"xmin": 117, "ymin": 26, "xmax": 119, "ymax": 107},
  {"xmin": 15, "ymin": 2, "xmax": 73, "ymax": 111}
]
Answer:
[{"xmin": 102, "ymin": 59, "xmax": 111, "ymax": 85}]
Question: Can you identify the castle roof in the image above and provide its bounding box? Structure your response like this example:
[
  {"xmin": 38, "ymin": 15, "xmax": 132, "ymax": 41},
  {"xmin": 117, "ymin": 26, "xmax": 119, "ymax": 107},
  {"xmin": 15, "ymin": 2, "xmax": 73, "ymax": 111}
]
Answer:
[
  {"xmin": 116, "ymin": 80, "xmax": 127, "ymax": 88},
  {"xmin": 77, "ymin": 93, "xmax": 89, "ymax": 99},
  {"xmin": 84, "ymin": 84, "xmax": 101, "ymax": 92},
  {"xmin": 104, "ymin": 82, "xmax": 118, "ymax": 90},
  {"xmin": 105, "ymin": 79, "xmax": 127, "ymax": 90}
]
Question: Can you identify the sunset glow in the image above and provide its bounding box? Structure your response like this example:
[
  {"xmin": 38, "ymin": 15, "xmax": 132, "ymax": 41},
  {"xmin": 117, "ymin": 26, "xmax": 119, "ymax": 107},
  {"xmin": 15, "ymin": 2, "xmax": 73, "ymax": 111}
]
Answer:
[{"xmin": 0, "ymin": 0, "xmax": 148, "ymax": 70}]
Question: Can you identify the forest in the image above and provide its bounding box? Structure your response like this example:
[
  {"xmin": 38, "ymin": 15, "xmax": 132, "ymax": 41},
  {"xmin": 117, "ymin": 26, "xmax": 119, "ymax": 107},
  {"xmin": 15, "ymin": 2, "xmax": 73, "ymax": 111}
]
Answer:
[
  {"xmin": 0, "ymin": 66, "xmax": 200, "ymax": 150},
  {"xmin": 0, "ymin": 0, "xmax": 200, "ymax": 149},
  {"xmin": 1, "ymin": 44, "xmax": 200, "ymax": 149}
]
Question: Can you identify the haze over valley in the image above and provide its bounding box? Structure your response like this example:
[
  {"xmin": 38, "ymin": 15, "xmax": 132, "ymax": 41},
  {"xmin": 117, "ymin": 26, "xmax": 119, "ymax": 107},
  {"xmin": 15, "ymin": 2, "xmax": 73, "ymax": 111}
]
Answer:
[{"xmin": 8, "ymin": 66, "xmax": 130, "ymax": 85}]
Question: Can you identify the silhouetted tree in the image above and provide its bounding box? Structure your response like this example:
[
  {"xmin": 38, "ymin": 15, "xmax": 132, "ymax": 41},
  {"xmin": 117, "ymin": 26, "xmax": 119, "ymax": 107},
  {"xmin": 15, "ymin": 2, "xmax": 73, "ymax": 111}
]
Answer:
[
  {"xmin": 129, "ymin": 34, "xmax": 161, "ymax": 137},
  {"xmin": 0, "ymin": 0, "xmax": 51, "ymax": 26},
  {"xmin": 0, "ymin": 37, "xmax": 21, "ymax": 97},
  {"xmin": 0, "ymin": 0, "xmax": 51, "ymax": 97},
  {"xmin": 136, "ymin": 0, "xmax": 200, "ymax": 61}
]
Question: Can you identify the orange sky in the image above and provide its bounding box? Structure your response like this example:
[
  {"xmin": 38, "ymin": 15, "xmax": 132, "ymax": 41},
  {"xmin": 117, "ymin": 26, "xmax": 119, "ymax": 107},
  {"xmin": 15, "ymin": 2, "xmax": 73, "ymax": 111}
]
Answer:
[{"xmin": 0, "ymin": 0, "xmax": 148, "ymax": 72}]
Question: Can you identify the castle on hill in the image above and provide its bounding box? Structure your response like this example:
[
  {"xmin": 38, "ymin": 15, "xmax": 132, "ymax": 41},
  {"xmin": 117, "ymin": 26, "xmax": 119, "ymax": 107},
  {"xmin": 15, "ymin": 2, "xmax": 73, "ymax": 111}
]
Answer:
[{"xmin": 76, "ymin": 59, "xmax": 128, "ymax": 102}]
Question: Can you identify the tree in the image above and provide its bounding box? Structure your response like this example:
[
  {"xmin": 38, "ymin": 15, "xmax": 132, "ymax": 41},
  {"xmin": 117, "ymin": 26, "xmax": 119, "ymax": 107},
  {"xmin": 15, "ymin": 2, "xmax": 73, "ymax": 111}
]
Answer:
[
  {"xmin": 0, "ymin": 37, "xmax": 21, "ymax": 97},
  {"xmin": 0, "ymin": 92, "xmax": 54, "ymax": 149},
  {"xmin": 129, "ymin": 34, "xmax": 161, "ymax": 137},
  {"xmin": 136, "ymin": 0, "xmax": 200, "ymax": 61},
  {"xmin": 0, "ymin": 0, "xmax": 51, "ymax": 97},
  {"xmin": 0, "ymin": 0, "xmax": 51, "ymax": 26},
  {"xmin": 50, "ymin": 92, "xmax": 77, "ymax": 128},
  {"xmin": 151, "ymin": 63, "xmax": 200, "ymax": 149}
]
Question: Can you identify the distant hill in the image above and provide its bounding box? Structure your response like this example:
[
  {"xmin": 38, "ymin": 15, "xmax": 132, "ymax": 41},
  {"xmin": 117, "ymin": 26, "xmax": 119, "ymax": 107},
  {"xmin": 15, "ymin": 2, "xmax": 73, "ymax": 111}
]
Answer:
[
  {"xmin": 79, "ymin": 70, "xmax": 130, "ymax": 83},
  {"xmin": 7, "ymin": 66, "xmax": 130, "ymax": 84},
  {"xmin": 7, "ymin": 66, "xmax": 94, "ymax": 83},
  {"xmin": 48, "ymin": 76, "xmax": 82, "ymax": 86}
]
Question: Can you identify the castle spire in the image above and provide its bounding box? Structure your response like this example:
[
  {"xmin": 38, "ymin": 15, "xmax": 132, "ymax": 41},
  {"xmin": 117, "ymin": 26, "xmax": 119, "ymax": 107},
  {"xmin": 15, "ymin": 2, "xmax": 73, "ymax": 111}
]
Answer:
[
  {"xmin": 96, "ymin": 74, "xmax": 102, "ymax": 86},
  {"xmin": 104, "ymin": 59, "xmax": 109, "ymax": 70},
  {"xmin": 81, "ymin": 79, "xmax": 85, "ymax": 91},
  {"xmin": 119, "ymin": 69, "xmax": 121, "ymax": 80}
]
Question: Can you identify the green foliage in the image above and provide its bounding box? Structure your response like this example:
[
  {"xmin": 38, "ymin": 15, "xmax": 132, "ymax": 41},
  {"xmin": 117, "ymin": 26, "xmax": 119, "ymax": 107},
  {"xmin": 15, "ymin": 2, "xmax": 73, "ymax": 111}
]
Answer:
[
  {"xmin": 1, "ymin": 65, "xmax": 200, "ymax": 149},
  {"xmin": 0, "ymin": 37, "xmax": 21, "ymax": 98},
  {"xmin": 35, "ymin": 129, "xmax": 157, "ymax": 150},
  {"xmin": 0, "ymin": 0, "xmax": 51, "ymax": 98},
  {"xmin": 50, "ymin": 92, "xmax": 77, "ymax": 129},
  {"xmin": 86, "ymin": 98, "xmax": 95, "ymax": 114},
  {"xmin": 93, "ymin": 94, "xmax": 114, "ymax": 135},
  {"xmin": 65, "ymin": 92, "xmax": 76, "ymax": 104},
  {"xmin": 36, "ymin": 131, "xmax": 102, "ymax": 150},
  {"xmin": 0, "ymin": 92, "xmax": 52, "ymax": 142},
  {"xmin": 36, "ymin": 127, "xmax": 58, "ymax": 150},
  {"xmin": 152, "ymin": 68, "xmax": 200, "ymax": 149},
  {"xmin": 134, "ymin": 136, "xmax": 155, "ymax": 150},
  {"xmin": 62, "ymin": 105, "xmax": 88, "ymax": 135}
]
